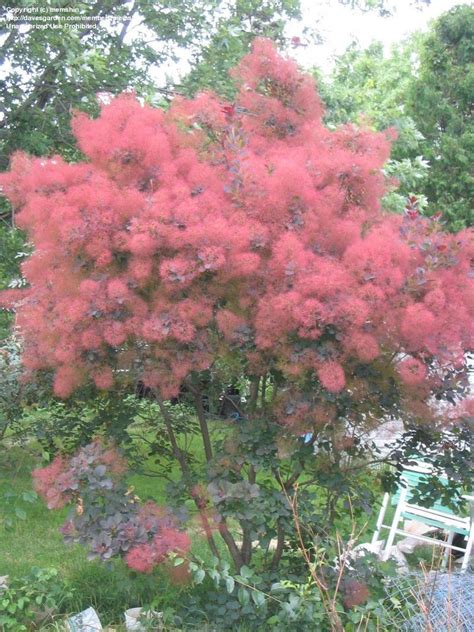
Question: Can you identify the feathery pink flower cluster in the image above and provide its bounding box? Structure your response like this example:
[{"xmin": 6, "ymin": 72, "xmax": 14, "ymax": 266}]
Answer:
[{"xmin": 1, "ymin": 38, "xmax": 473, "ymax": 432}]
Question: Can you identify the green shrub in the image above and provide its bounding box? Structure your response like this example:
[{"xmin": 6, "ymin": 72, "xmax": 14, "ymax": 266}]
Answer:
[{"xmin": 0, "ymin": 568, "xmax": 73, "ymax": 631}]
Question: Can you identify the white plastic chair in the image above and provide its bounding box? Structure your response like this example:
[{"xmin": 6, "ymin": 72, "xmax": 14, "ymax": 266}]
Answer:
[{"xmin": 371, "ymin": 462, "xmax": 474, "ymax": 572}]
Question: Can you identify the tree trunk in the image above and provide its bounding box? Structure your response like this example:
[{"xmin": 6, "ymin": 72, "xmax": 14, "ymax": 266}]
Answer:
[
  {"xmin": 270, "ymin": 519, "xmax": 285, "ymax": 570},
  {"xmin": 194, "ymin": 393, "xmax": 213, "ymax": 462},
  {"xmin": 153, "ymin": 392, "xmax": 221, "ymax": 561},
  {"xmin": 154, "ymin": 389, "xmax": 244, "ymax": 570}
]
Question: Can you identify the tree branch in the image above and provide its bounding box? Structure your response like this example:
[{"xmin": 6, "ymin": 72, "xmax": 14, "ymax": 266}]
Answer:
[
  {"xmin": 153, "ymin": 388, "xmax": 245, "ymax": 570},
  {"xmin": 270, "ymin": 519, "xmax": 285, "ymax": 570},
  {"xmin": 260, "ymin": 373, "xmax": 267, "ymax": 409},
  {"xmin": 0, "ymin": 29, "xmax": 17, "ymax": 65},
  {"xmin": 152, "ymin": 389, "xmax": 221, "ymax": 561},
  {"xmin": 248, "ymin": 375, "xmax": 260, "ymax": 413},
  {"xmin": 193, "ymin": 391, "xmax": 213, "ymax": 462},
  {"xmin": 0, "ymin": 0, "xmax": 113, "ymax": 130},
  {"xmin": 115, "ymin": 0, "xmax": 138, "ymax": 48},
  {"xmin": 219, "ymin": 523, "xmax": 244, "ymax": 570}
]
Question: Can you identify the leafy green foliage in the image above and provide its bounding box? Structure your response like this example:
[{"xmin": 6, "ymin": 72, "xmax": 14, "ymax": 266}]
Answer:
[
  {"xmin": 318, "ymin": 5, "xmax": 473, "ymax": 229},
  {"xmin": 0, "ymin": 335, "xmax": 52, "ymax": 443},
  {"xmin": 406, "ymin": 5, "xmax": 474, "ymax": 229},
  {"xmin": 182, "ymin": 556, "xmax": 269, "ymax": 628},
  {"xmin": 0, "ymin": 487, "xmax": 38, "ymax": 531},
  {"xmin": 335, "ymin": 1, "xmax": 431, "ymax": 17},
  {"xmin": 0, "ymin": 224, "xmax": 26, "ymax": 338},
  {"xmin": 382, "ymin": 420, "xmax": 474, "ymax": 511},
  {"xmin": 0, "ymin": 567, "xmax": 74, "ymax": 631},
  {"xmin": 169, "ymin": 541, "xmax": 406, "ymax": 630}
]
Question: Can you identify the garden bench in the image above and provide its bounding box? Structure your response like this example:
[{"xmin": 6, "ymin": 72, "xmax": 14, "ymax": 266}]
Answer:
[{"xmin": 371, "ymin": 462, "xmax": 474, "ymax": 571}]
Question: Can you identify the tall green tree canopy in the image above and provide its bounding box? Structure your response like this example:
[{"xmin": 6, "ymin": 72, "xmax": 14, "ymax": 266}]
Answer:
[
  {"xmin": 316, "ymin": 4, "xmax": 474, "ymax": 229},
  {"xmin": 407, "ymin": 4, "xmax": 474, "ymax": 230}
]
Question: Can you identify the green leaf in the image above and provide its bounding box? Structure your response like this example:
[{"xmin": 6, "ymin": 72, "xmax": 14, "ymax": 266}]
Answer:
[
  {"xmin": 225, "ymin": 576, "xmax": 235, "ymax": 593},
  {"xmin": 239, "ymin": 565, "xmax": 253, "ymax": 580},
  {"xmin": 237, "ymin": 587, "xmax": 250, "ymax": 606},
  {"xmin": 14, "ymin": 507, "xmax": 26, "ymax": 520},
  {"xmin": 21, "ymin": 490, "xmax": 38, "ymax": 503},
  {"xmin": 212, "ymin": 572, "xmax": 221, "ymax": 588},
  {"xmin": 193, "ymin": 569, "xmax": 205, "ymax": 584},
  {"xmin": 251, "ymin": 590, "xmax": 265, "ymax": 607}
]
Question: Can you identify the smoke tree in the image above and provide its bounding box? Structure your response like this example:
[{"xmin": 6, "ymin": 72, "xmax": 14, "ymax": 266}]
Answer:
[{"xmin": 1, "ymin": 39, "xmax": 473, "ymax": 575}]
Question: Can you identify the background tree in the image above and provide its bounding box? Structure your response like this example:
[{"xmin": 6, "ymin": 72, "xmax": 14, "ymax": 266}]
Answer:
[
  {"xmin": 331, "ymin": 0, "xmax": 431, "ymax": 16},
  {"xmin": 0, "ymin": 222, "xmax": 25, "ymax": 337},
  {"xmin": 1, "ymin": 41, "xmax": 472, "ymax": 582},
  {"xmin": 317, "ymin": 4, "xmax": 473, "ymax": 230},
  {"xmin": 406, "ymin": 4, "xmax": 474, "ymax": 230}
]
